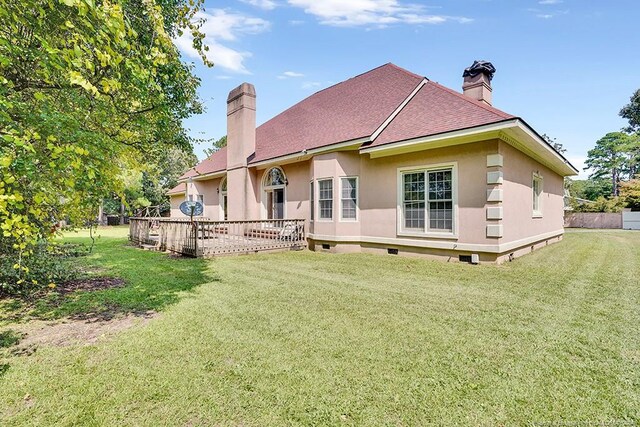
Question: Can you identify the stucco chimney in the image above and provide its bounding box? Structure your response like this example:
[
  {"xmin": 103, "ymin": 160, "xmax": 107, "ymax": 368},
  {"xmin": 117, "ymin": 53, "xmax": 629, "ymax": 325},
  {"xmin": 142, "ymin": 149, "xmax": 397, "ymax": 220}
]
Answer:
[
  {"xmin": 226, "ymin": 83, "xmax": 257, "ymax": 221},
  {"xmin": 462, "ymin": 60, "xmax": 496, "ymax": 106},
  {"xmin": 227, "ymin": 82, "xmax": 256, "ymax": 169}
]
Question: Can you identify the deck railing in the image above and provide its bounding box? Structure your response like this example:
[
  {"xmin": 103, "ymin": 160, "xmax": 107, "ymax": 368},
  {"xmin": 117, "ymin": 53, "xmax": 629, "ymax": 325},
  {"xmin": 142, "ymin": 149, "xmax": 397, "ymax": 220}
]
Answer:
[{"xmin": 129, "ymin": 217, "xmax": 306, "ymax": 257}]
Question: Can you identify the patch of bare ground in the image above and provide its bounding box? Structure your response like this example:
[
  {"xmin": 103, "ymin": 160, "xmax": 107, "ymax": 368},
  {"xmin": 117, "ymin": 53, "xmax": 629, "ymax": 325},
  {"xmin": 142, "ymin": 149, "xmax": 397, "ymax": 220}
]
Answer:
[
  {"xmin": 55, "ymin": 277, "xmax": 126, "ymax": 294},
  {"xmin": 7, "ymin": 311, "xmax": 158, "ymax": 355}
]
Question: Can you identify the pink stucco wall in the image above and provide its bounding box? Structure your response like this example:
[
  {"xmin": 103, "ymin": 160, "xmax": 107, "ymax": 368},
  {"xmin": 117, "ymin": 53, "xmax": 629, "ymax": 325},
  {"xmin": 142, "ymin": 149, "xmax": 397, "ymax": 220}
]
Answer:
[
  {"xmin": 171, "ymin": 137, "xmax": 565, "ymax": 261},
  {"xmin": 500, "ymin": 141, "xmax": 565, "ymax": 242},
  {"xmin": 358, "ymin": 140, "xmax": 498, "ymax": 246}
]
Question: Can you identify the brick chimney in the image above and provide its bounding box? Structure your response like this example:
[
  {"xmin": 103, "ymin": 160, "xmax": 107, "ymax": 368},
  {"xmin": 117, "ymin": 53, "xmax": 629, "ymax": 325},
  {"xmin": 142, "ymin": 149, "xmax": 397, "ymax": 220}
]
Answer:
[
  {"xmin": 226, "ymin": 83, "xmax": 257, "ymax": 220},
  {"xmin": 462, "ymin": 60, "xmax": 496, "ymax": 106}
]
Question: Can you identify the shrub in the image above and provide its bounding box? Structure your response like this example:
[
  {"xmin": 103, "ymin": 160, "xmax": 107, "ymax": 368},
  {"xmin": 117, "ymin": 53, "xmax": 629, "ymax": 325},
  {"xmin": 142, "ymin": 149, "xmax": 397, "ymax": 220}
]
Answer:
[
  {"xmin": 571, "ymin": 196, "xmax": 626, "ymax": 213},
  {"xmin": 0, "ymin": 241, "xmax": 87, "ymax": 297}
]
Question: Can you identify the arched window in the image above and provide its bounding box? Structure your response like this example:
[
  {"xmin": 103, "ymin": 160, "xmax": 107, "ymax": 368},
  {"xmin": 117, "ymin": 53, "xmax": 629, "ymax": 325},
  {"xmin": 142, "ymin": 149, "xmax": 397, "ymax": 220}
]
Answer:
[
  {"xmin": 263, "ymin": 167, "xmax": 286, "ymax": 219},
  {"xmin": 264, "ymin": 167, "xmax": 286, "ymax": 187},
  {"xmin": 220, "ymin": 176, "xmax": 228, "ymax": 220}
]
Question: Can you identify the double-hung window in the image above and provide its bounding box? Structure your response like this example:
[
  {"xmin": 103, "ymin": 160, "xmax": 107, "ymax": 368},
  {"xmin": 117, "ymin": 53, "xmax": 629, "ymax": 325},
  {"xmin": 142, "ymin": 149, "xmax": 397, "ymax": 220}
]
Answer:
[
  {"xmin": 340, "ymin": 177, "xmax": 358, "ymax": 221},
  {"xmin": 401, "ymin": 166, "xmax": 455, "ymax": 234},
  {"xmin": 318, "ymin": 179, "xmax": 333, "ymax": 220},
  {"xmin": 532, "ymin": 173, "xmax": 543, "ymax": 217}
]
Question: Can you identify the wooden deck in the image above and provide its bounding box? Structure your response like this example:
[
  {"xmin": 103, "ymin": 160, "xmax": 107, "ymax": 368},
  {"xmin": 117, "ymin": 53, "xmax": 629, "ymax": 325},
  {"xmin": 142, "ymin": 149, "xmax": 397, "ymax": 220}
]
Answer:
[{"xmin": 129, "ymin": 218, "xmax": 306, "ymax": 257}]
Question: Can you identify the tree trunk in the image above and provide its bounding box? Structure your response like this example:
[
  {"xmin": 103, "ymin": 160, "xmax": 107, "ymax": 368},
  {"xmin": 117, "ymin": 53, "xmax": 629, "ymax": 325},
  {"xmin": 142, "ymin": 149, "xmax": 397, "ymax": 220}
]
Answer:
[
  {"xmin": 98, "ymin": 202, "xmax": 104, "ymax": 226},
  {"xmin": 119, "ymin": 202, "xmax": 125, "ymax": 225}
]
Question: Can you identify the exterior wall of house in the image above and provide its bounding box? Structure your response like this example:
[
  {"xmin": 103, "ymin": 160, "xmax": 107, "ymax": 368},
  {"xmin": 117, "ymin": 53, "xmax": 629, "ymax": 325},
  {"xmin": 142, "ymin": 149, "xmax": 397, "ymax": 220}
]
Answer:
[
  {"xmin": 169, "ymin": 194, "xmax": 184, "ymax": 217},
  {"xmin": 170, "ymin": 178, "xmax": 223, "ymax": 219},
  {"xmin": 311, "ymin": 152, "xmax": 361, "ymax": 238},
  {"xmin": 281, "ymin": 161, "xmax": 312, "ymax": 223},
  {"xmin": 499, "ymin": 141, "xmax": 565, "ymax": 244},
  {"xmin": 169, "ymin": 138, "xmax": 565, "ymax": 263},
  {"xmin": 305, "ymin": 138, "xmax": 564, "ymax": 262},
  {"xmin": 358, "ymin": 140, "xmax": 498, "ymax": 246}
]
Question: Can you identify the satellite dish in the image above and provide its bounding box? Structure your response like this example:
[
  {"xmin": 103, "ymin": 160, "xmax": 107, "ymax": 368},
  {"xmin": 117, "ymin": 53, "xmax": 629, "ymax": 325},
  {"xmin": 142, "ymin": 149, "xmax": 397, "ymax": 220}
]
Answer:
[{"xmin": 179, "ymin": 201, "xmax": 204, "ymax": 217}]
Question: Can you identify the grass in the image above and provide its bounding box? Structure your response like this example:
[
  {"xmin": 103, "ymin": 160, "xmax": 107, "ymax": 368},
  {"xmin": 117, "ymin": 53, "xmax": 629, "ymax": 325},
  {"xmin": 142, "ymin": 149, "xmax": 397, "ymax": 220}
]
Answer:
[
  {"xmin": 0, "ymin": 228, "xmax": 639, "ymax": 425},
  {"xmin": 0, "ymin": 226, "xmax": 211, "ymax": 324}
]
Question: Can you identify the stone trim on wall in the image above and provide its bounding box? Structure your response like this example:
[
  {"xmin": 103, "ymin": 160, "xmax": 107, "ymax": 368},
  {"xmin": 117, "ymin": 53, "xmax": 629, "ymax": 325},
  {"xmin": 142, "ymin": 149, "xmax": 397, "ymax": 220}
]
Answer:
[{"xmin": 486, "ymin": 153, "xmax": 503, "ymax": 238}]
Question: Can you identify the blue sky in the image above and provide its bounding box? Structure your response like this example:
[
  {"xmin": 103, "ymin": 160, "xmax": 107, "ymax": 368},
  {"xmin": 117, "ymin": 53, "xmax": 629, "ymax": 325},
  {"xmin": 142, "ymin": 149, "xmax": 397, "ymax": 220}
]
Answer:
[{"xmin": 175, "ymin": 0, "xmax": 640, "ymax": 178}]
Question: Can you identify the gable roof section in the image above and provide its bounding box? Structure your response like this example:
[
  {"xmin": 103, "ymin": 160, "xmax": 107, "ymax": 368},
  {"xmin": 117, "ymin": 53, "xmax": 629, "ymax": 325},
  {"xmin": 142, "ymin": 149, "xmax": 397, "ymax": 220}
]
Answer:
[
  {"xmin": 369, "ymin": 81, "xmax": 515, "ymax": 147},
  {"xmin": 167, "ymin": 182, "xmax": 186, "ymax": 195},
  {"xmin": 179, "ymin": 146, "xmax": 227, "ymax": 180},
  {"xmin": 251, "ymin": 63, "xmax": 423, "ymax": 163}
]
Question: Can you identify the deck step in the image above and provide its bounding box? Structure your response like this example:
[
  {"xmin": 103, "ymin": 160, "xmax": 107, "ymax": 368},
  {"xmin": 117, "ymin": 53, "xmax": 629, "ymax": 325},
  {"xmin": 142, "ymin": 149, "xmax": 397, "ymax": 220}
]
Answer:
[{"xmin": 140, "ymin": 244, "xmax": 157, "ymax": 251}]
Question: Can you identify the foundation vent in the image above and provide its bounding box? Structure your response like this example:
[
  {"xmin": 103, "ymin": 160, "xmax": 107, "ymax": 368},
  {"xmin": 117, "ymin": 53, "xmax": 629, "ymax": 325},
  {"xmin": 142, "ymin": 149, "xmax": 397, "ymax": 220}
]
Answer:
[{"xmin": 387, "ymin": 248, "xmax": 399, "ymax": 255}]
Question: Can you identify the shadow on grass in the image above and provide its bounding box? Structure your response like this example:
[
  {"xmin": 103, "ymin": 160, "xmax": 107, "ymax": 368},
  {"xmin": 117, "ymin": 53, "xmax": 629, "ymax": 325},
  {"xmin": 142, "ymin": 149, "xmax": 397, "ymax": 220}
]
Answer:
[{"xmin": 0, "ymin": 235, "xmax": 217, "ymax": 324}]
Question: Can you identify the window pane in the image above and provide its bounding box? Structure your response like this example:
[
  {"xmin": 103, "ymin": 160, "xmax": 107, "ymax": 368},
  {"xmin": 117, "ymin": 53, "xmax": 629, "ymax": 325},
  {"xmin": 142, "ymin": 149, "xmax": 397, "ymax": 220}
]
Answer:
[
  {"xmin": 318, "ymin": 179, "xmax": 333, "ymax": 220},
  {"xmin": 266, "ymin": 168, "xmax": 285, "ymax": 186},
  {"xmin": 310, "ymin": 182, "xmax": 314, "ymax": 221},
  {"xmin": 403, "ymin": 173, "xmax": 425, "ymax": 230},
  {"xmin": 341, "ymin": 178, "xmax": 357, "ymax": 220},
  {"xmin": 427, "ymin": 169, "xmax": 453, "ymax": 232}
]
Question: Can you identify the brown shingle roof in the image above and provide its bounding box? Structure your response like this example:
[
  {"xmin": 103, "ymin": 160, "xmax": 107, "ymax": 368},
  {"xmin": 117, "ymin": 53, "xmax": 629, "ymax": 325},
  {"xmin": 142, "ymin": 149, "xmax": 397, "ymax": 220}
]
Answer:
[
  {"xmin": 180, "ymin": 63, "xmax": 521, "ymax": 181},
  {"xmin": 251, "ymin": 63, "xmax": 423, "ymax": 163},
  {"xmin": 369, "ymin": 81, "xmax": 515, "ymax": 147},
  {"xmin": 179, "ymin": 146, "xmax": 227, "ymax": 180},
  {"xmin": 167, "ymin": 182, "xmax": 186, "ymax": 195}
]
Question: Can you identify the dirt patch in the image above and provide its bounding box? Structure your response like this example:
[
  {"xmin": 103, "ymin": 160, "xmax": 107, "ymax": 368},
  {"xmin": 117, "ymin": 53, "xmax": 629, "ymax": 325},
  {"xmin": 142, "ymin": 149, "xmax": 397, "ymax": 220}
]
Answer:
[
  {"xmin": 7, "ymin": 311, "xmax": 158, "ymax": 355},
  {"xmin": 56, "ymin": 277, "xmax": 126, "ymax": 294}
]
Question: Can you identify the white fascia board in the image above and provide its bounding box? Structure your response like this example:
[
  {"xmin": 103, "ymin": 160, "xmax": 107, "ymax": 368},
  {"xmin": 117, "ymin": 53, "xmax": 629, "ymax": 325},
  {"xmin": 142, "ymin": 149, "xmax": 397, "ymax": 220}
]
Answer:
[
  {"xmin": 361, "ymin": 120, "xmax": 518, "ymax": 157},
  {"xmin": 178, "ymin": 170, "xmax": 226, "ymax": 183},
  {"xmin": 249, "ymin": 137, "xmax": 369, "ymax": 170}
]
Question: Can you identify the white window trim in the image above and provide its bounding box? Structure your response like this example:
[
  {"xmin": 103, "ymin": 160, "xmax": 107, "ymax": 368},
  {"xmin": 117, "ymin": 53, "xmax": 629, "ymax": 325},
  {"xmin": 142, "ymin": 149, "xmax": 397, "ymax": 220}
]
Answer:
[
  {"xmin": 309, "ymin": 180, "xmax": 314, "ymax": 222},
  {"xmin": 261, "ymin": 167, "xmax": 287, "ymax": 220},
  {"xmin": 396, "ymin": 162, "xmax": 459, "ymax": 239},
  {"xmin": 220, "ymin": 176, "xmax": 227, "ymax": 221},
  {"xmin": 339, "ymin": 176, "xmax": 359, "ymax": 222},
  {"xmin": 532, "ymin": 172, "xmax": 543, "ymax": 218},
  {"xmin": 316, "ymin": 177, "xmax": 334, "ymax": 222}
]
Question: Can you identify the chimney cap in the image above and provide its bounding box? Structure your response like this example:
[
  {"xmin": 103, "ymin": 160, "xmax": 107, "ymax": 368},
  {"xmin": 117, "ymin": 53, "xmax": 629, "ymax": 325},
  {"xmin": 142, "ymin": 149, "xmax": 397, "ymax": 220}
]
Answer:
[
  {"xmin": 463, "ymin": 60, "xmax": 496, "ymax": 81},
  {"xmin": 227, "ymin": 82, "xmax": 256, "ymax": 103}
]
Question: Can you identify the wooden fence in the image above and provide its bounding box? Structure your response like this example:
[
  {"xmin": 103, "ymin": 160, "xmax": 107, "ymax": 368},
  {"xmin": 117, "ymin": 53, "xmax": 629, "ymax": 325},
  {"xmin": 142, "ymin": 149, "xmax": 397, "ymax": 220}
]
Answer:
[
  {"xmin": 564, "ymin": 212, "xmax": 622, "ymax": 229},
  {"xmin": 129, "ymin": 218, "xmax": 306, "ymax": 257}
]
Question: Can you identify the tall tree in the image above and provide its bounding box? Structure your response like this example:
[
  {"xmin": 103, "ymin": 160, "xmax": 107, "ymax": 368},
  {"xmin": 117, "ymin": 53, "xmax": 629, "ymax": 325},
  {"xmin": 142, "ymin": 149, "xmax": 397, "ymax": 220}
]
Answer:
[
  {"xmin": 584, "ymin": 132, "xmax": 632, "ymax": 196},
  {"xmin": 203, "ymin": 135, "xmax": 227, "ymax": 158},
  {"xmin": 541, "ymin": 133, "xmax": 567, "ymax": 154},
  {"xmin": 0, "ymin": 0, "xmax": 210, "ymax": 288},
  {"xmin": 620, "ymin": 89, "xmax": 640, "ymax": 133}
]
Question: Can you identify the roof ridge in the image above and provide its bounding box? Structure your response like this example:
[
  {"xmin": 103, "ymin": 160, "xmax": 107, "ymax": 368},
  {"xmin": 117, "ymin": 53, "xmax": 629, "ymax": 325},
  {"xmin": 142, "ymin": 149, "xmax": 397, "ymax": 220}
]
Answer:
[
  {"xmin": 427, "ymin": 81, "xmax": 514, "ymax": 119},
  {"xmin": 257, "ymin": 63, "xmax": 422, "ymax": 133},
  {"xmin": 305, "ymin": 63, "xmax": 416, "ymax": 98},
  {"xmin": 384, "ymin": 63, "xmax": 425, "ymax": 81}
]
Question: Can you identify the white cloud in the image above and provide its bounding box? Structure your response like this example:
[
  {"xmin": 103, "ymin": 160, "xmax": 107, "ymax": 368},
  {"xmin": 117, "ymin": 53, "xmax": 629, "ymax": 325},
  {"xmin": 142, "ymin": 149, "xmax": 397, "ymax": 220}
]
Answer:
[
  {"xmin": 288, "ymin": 19, "xmax": 305, "ymax": 25},
  {"xmin": 278, "ymin": 71, "xmax": 305, "ymax": 79},
  {"xmin": 567, "ymin": 156, "xmax": 589, "ymax": 179},
  {"xmin": 527, "ymin": 6, "xmax": 568, "ymax": 19},
  {"xmin": 287, "ymin": 0, "xmax": 472, "ymax": 27},
  {"xmin": 539, "ymin": 0, "xmax": 562, "ymax": 4},
  {"xmin": 240, "ymin": 0, "xmax": 277, "ymax": 10},
  {"xmin": 302, "ymin": 81, "xmax": 322, "ymax": 90},
  {"xmin": 173, "ymin": 10, "xmax": 270, "ymax": 73}
]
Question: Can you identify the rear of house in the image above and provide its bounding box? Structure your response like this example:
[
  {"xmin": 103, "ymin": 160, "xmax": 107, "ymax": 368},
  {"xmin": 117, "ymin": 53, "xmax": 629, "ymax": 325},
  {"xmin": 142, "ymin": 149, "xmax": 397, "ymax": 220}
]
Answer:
[{"xmin": 167, "ymin": 61, "xmax": 577, "ymax": 262}]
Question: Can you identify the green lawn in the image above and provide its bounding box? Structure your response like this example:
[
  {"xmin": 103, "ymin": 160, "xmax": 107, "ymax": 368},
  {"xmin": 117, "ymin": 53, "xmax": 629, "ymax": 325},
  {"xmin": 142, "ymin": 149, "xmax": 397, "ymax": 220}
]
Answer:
[{"xmin": 1, "ymin": 228, "xmax": 639, "ymax": 426}]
